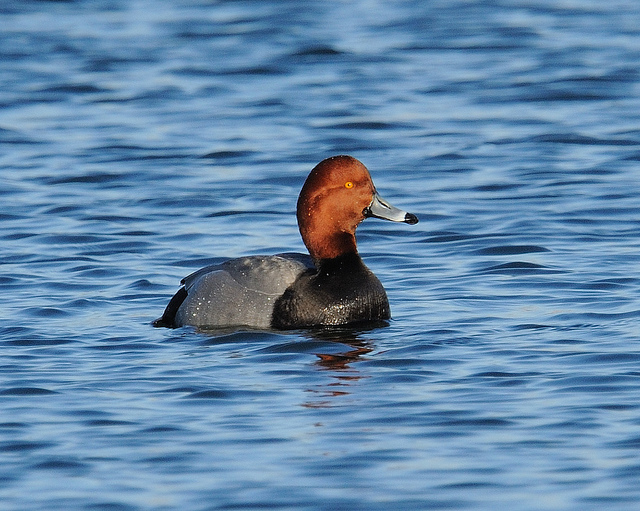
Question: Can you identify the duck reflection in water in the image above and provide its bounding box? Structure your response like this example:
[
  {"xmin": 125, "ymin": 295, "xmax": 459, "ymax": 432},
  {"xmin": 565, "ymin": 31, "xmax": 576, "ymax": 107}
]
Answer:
[
  {"xmin": 195, "ymin": 325, "xmax": 378, "ymax": 408},
  {"xmin": 300, "ymin": 326, "xmax": 377, "ymax": 409},
  {"xmin": 306, "ymin": 326, "xmax": 376, "ymax": 371}
]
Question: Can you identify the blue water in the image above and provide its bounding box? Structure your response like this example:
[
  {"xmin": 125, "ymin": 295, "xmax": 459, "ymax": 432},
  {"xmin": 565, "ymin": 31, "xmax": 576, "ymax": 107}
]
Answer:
[{"xmin": 2, "ymin": 0, "xmax": 640, "ymax": 509}]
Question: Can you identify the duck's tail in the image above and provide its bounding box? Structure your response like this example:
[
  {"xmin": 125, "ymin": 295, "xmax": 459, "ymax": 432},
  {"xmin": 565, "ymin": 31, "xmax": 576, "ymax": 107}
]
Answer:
[{"xmin": 152, "ymin": 287, "xmax": 188, "ymax": 328}]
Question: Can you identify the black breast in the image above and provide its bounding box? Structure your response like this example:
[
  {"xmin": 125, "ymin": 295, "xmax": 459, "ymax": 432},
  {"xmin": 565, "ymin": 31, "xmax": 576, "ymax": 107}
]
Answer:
[{"xmin": 271, "ymin": 252, "xmax": 390, "ymax": 329}]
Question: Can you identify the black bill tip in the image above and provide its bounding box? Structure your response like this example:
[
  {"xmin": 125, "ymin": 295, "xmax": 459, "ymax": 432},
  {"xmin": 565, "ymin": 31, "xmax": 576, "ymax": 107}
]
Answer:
[{"xmin": 404, "ymin": 212, "xmax": 419, "ymax": 225}]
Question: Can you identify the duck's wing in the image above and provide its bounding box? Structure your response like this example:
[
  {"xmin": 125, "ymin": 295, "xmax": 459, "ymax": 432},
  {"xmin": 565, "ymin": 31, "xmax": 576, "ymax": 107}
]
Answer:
[
  {"xmin": 165, "ymin": 254, "xmax": 313, "ymax": 329},
  {"xmin": 181, "ymin": 262, "xmax": 225, "ymax": 292},
  {"xmin": 180, "ymin": 253, "xmax": 313, "ymax": 293}
]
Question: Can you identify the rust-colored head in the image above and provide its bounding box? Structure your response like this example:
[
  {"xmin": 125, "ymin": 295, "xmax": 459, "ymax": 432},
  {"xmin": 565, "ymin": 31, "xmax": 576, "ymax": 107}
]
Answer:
[{"xmin": 297, "ymin": 155, "xmax": 418, "ymax": 261}]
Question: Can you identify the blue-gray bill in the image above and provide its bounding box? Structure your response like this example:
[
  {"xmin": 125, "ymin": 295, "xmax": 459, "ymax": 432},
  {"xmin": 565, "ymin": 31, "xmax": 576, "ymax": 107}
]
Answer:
[{"xmin": 363, "ymin": 192, "xmax": 419, "ymax": 225}]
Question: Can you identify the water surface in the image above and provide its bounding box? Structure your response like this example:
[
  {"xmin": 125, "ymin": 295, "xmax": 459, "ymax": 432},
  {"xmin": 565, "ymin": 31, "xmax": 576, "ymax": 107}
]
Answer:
[{"xmin": 1, "ymin": 1, "xmax": 640, "ymax": 510}]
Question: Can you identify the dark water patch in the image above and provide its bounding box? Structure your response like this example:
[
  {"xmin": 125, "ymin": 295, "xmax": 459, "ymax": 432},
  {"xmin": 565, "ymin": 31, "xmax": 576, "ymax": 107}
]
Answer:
[
  {"xmin": 24, "ymin": 307, "xmax": 70, "ymax": 318},
  {"xmin": 231, "ymin": 436, "xmax": 290, "ymax": 446},
  {"xmin": 184, "ymin": 389, "xmax": 232, "ymax": 400},
  {"xmin": 586, "ymin": 278, "xmax": 638, "ymax": 290},
  {"xmin": 364, "ymin": 357, "xmax": 455, "ymax": 368},
  {"xmin": 0, "ymin": 422, "xmax": 28, "ymax": 429},
  {"xmin": 597, "ymin": 403, "xmax": 639, "ymax": 411},
  {"xmin": 543, "ymin": 178, "xmax": 606, "ymax": 189},
  {"xmin": 141, "ymin": 453, "xmax": 195, "ymax": 464},
  {"xmin": 91, "ymin": 144, "xmax": 152, "ymax": 152},
  {"xmin": 437, "ymin": 481, "xmax": 504, "ymax": 491},
  {"xmin": 182, "ymin": 388, "xmax": 279, "ymax": 401},
  {"xmin": 579, "ymin": 495, "xmax": 640, "ymax": 506},
  {"xmin": 0, "ymin": 441, "xmax": 53, "ymax": 453},
  {"xmin": 531, "ymin": 133, "xmax": 640, "ymax": 146},
  {"xmin": 68, "ymin": 267, "xmax": 124, "ymax": 278},
  {"xmin": 291, "ymin": 45, "xmax": 343, "ymax": 58},
  {"xmin": 64, "ymin": 409, "xmax": 111, "ymax": 419},
  {"xmin": 221, "ymin": 65, "xmax": 286, "ymax": 76},
  {"xmin": 612, "ymin": 464, "xmax": 640, "ymax": 478},
  {"xmin": 621, "ymin": 152, "xmax": 640, "ymax": 161},
  {"xmin": 436, "ymin": 417, "xmax": 514, "ymax": 428},
  {"xmin": 127, "ymin": 279, "xmax": 164, "ymax": 290},
  {"xmin": 201, "ymin": 150, "xmax": 256, "ymax": 160},
  {"xmin": 555, "ymin": 68, "xmax": 639, "ymax": 84},
  {"xmin": 474, "ymin": 182, "xmax": 522, "ymax": 192},
  {"xmin": 452, "ymin": 41, "xmax": 527, "ymax": 52},
  {"xmin": 0, "ymin": 276, "xmax": 21, "ymax": 286},
  {"xmin": 86, "ymin": 216, "xmax": 142, "ymax": 223},
  {"xmin": 41, "ymin": 205, "xmax": 84, "ymax": 215},
  {"xmin": 170, "ymin": 65, "xmax": 222, "ymax": 76},
  {"xmin": 117, "ymin": 230, "xmax": 156, "ymax": 237},
  {"xmin": 5, "ymin": 337, "xmax": 73, "ymax": 347},
  {"xmin": 0, "ymin": 387, "xmax": 57, "ymax": 396},
  {"xmin": 474, "ymin": 245, "xmax": 550, "ymax": 256},
  {"xmin": 382, "ymin": 372, "xmax": 435, "ymax": 383},
  {"xmin": 36, "ymin": 234, "xmax": 108, "ymax": 245},
  {"xmin": 85, "ymin": 419, "xmax": 137, "ymax": 427},
  {"xmin": 553, "ymin": 310, "xmax": 640, "ymax": 322},
  {"xmin": 344, "ymin": 449, "xmax": 408, "ymax": 464},
  {"xmin": 479, "ymin": 261, "xmax": 560, "ymax": 274},
  {"xmin": 513, "ymin": 323, "xmax": 553, "ymax": 331},
  {"xmin": 2, "ymin": 231, "xmax": 38, "ymax": 242},
  {"xmin": 44, "ymin": 173, "xmax": 126, "ymax": 185},
  {"xmin": 205, "ymin": 209, "xmax": 279, "ymax": 218},
  {"xmin": 428, "ymin": 152, "xmax": 467, "ymax": 161},
  {"xmin": 0, "ymin": 127, "xmax": 41, "ymax": 144},
  {"xmin": 38, "ymin": 83, "xmax": 105, "ymax": 94},
  {"xmin": 518, "ymin": 89, "xmax": 619, "ymax": 102},
  {"xmin": 553, "ymin": 385, "xmax": 630, "ymax": 395},
  {"xmin": 0, "ymin": 326, "xmax": 36, "ymax": 338},
  {"xmin": 84, "ymin": 502, "xmax": 139, "ymax": 511},
  {"xmin": 0, "ymin": 213, "xmax": 27, "ymax": 221},
  {"xmin": 141, "ymin": 425, "xmax": 185, "ymax": 433},
  {"xmin": 608, "ymin": 437, "xmax": 640, "ymax": 451},
  {"xmin": 469, "ymin": 371, "xmax": 539, "ymax": 387},
  {"xmin": 325, "ymin": 120, "xmax": 411, "ymax": 130},
  {"xmin": 32, "ymin": 458, "xmax": 89, "ymax": 471},
  {"xmin": 581, "ymin": 353, "xmax": 640, "ymax": 364},
  {"xmin": 423, "ymin": 233, "xmax": 476, "ymax": 243}
]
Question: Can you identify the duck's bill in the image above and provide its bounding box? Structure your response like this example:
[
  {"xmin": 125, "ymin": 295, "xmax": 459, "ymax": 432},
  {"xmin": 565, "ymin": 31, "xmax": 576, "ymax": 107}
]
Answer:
[{"xmin": 364, "ymin": 192, "xmax": 419, "ymax": 225}]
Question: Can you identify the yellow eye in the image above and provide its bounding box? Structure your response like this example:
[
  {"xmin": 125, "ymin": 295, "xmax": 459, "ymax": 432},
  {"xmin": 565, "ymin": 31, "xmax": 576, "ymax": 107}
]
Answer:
[{"xmin": 344, "ymin": 181, "xmax": 354, "ymax": 189}]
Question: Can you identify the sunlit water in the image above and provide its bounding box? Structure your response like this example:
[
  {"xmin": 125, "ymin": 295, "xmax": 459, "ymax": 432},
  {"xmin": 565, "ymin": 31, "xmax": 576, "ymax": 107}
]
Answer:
[{"xmin": 2, "ymin": 1, "xmax": 640, "ymax": 510}]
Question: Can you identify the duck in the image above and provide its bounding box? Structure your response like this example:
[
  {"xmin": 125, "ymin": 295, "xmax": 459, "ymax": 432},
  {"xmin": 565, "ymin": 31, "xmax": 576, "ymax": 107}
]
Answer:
[{"xmin": 153, "ymin": 155, "xmax": 418, "ymax": 330}]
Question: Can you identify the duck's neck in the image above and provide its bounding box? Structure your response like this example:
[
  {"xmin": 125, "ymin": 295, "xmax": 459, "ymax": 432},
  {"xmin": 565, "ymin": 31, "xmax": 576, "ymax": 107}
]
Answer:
[
  {"xmin": 305, "ymin": 230, "xmax": 358, "ymax": 261},
  {"xmin": 315, "ymin": 250, "xmax": 365, "ymax": 275}
]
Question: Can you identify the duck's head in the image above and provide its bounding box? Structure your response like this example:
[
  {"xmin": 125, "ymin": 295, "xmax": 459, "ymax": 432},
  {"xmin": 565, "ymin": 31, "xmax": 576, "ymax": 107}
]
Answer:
[{"xmin": 297, "ymin": 155, "xmax": 418, "ymax": 261}]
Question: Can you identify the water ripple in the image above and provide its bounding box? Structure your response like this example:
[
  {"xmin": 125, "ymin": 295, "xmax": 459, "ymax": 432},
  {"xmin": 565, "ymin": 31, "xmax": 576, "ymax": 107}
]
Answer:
[{"xmin": 1, "ymin": 1, "xmax": 640, "ymax": 510}]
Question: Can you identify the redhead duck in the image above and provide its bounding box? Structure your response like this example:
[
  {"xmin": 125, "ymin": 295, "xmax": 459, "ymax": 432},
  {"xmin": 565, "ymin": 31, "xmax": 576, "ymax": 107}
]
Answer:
[{"xmin": 154, "ymin": 155, "xmax": 418, "ymax": 329}]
